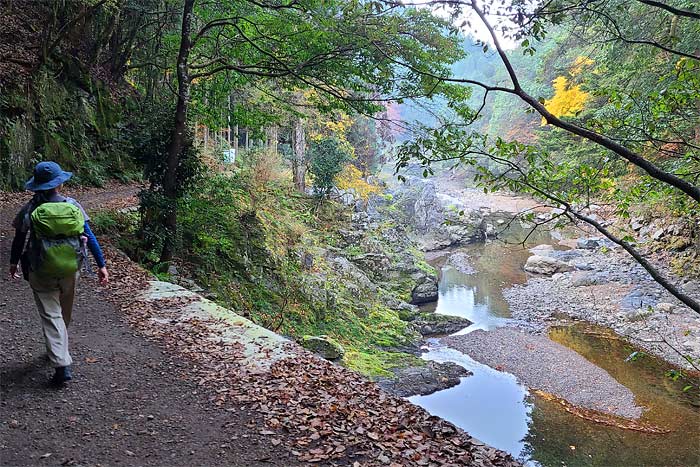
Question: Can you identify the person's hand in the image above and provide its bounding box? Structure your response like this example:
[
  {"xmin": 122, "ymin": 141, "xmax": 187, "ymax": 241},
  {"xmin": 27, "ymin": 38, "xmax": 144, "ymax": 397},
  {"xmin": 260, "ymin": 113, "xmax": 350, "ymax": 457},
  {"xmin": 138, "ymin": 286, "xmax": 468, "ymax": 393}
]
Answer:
[
  {"xmin": 97, "ymin": 267, "xmax": 109, "ymax": 285},
  {"xmin": 8, "ymin": 264, "xmax": 21, "ymax": 280}
]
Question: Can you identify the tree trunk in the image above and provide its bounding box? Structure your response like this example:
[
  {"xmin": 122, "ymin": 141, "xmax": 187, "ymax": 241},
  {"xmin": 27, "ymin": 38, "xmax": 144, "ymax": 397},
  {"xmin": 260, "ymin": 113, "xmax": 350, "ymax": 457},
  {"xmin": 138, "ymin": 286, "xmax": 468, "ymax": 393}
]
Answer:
[
  {"xmin": 160, "ymin": 0, "xmax": 195, "ymax": 263},
  {"xmin": 268, "ymin": 125, "xmax": 278, "ymax": 153},
  {"xmin": 233, "ymin": 124, "xmax": 239, "ymax": 154},
  {"xmin": 227, "ymin": 95, "xmax": 232, "ymax": 147},
  {"xmin": 292, "ymin": 117, "xmax": 306, "ymax": 192}
]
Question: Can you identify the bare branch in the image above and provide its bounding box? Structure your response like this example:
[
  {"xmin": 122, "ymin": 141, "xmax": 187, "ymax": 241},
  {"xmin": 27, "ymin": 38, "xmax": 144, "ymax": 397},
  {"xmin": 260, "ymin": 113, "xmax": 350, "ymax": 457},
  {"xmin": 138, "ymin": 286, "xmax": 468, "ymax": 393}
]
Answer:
[{"xmin": 635, "ymin": 0, "xmax": 700, "ymax": 20}]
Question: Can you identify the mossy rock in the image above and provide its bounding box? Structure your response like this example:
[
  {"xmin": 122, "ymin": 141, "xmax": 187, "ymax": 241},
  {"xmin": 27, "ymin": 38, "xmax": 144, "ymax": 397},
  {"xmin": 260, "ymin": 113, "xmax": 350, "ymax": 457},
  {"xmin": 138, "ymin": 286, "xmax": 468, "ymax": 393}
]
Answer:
[
  {"xmin": 301, "ymin": 335, "xmax": 345, "ymax": 360},
  {"xmin": 667, "ymin": 236, "xmax": 692, "ymax": 252}
]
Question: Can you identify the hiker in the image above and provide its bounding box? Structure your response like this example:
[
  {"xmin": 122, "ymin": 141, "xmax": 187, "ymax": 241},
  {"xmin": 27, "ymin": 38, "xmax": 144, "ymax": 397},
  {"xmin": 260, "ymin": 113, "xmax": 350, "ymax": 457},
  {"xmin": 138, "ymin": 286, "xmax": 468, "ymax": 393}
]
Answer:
[{"xmin": 8, "ymin": 161, "xmax": 109, "ymax": 385}]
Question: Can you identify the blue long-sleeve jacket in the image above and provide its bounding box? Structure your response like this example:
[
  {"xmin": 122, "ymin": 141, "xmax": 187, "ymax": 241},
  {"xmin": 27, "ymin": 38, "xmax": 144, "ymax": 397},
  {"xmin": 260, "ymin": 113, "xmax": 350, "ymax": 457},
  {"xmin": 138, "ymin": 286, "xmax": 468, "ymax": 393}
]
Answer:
[{"xmin": 83, "ymin": 221, "xmax": 106, "ymax": 268}]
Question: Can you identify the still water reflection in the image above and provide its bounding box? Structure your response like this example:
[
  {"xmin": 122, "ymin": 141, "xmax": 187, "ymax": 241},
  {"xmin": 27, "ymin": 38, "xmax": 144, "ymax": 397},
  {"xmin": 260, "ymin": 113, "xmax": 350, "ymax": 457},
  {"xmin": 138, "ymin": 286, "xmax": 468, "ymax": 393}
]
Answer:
[{"xmin": 410, "ymin": 344, "xmax": 531, "ymax": 457}]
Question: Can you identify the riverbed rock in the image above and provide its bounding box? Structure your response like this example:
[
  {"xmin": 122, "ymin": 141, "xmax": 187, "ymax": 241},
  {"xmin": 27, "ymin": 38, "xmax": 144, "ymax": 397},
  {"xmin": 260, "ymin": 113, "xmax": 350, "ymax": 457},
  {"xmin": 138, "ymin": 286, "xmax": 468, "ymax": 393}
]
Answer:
[
  {"xmin": 376, "ymin": 361, "xmax": 472, "ymax": 397},
  {"xmin": 406, "ymin": 312, "xmax": 472, "ymax": 336},
  {"xmin": 405, "ymin": 180, "xmax": 487, "ymax": 250},
  {"xmin": 621, "ymin": 289, "xmax": 659, "ymax": 310},
  {"xmin": 414, "ymin": 181, "xmax": 445, "ymax": 234},
  {"xmin": 446, "ymin": 252, "xmax": 475, "ymax": 275},
  {"xmin": 572, "ymin": 260, "xmax": 595, "ymax": 271},
  {"xmin": 300, "ymin": 335, "xmax": 345, "ymax": 360},
  {"xmin": 524, "ymin": 255, "xmax": 574, "ymax": 275},
  {"xmin": 577, "ymin": 237, "xmax": 605, "ymax": 250},
  {"xmin": 571, "ymin": 272, "xmax": 609, "ymax": 287},
  {"xmin": 505, "ymin": 245, "xmax": 700, "ymax": 370},
  {"xmin": 411, "ymin": 276, "xmax": 439, "ymax": 304}
]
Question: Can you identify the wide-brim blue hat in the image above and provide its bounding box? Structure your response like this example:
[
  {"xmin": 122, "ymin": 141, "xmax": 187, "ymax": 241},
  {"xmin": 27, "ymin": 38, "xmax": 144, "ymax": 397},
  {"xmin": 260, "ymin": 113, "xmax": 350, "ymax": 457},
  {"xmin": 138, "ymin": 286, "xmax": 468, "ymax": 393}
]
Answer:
[{"xmin": 25, "ymin": 161, "xmax": 73, "ymax": 191}]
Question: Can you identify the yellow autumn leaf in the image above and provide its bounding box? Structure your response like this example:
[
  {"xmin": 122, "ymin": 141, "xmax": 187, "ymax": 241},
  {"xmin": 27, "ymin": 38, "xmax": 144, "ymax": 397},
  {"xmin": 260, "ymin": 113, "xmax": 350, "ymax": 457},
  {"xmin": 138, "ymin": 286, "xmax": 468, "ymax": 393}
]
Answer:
[
  {"xmin": 542, "ymin": 76, "xmax": 590, "ymax": 123},
  {"xmin": 335, "ymin": 164, "xmax": 381, "ymax": 200}
]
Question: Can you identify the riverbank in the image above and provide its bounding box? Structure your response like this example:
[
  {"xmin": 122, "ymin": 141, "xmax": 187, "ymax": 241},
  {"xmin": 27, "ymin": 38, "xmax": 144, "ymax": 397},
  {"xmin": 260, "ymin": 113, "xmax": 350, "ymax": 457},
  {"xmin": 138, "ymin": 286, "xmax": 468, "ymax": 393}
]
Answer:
[
  {"xmin": 0, "ymin": 185, "xmax": 521, "ymax": 467},
  {"xmin": 504, "ymin": 244, "xmax": 700, "ymax": 371},
  {"xmin": 444, "ymin": 327, "xmax": 643, "ymax": 419}
]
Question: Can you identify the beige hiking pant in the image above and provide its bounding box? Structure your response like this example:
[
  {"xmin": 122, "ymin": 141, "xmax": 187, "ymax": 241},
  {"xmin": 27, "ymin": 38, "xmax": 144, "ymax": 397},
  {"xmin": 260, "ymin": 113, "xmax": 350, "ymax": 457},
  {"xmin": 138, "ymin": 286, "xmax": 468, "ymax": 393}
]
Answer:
[{"xmin": 28, "ymin": 272, "xmax": 78, "ymax": 368}]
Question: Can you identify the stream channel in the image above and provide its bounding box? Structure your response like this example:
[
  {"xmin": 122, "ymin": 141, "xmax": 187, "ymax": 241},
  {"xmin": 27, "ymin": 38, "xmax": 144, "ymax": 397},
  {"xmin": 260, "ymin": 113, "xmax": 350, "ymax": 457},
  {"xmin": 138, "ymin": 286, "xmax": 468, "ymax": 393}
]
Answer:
[{"xmin": 408, "ymin": 219, "xmax": 700, "ymax": 466}]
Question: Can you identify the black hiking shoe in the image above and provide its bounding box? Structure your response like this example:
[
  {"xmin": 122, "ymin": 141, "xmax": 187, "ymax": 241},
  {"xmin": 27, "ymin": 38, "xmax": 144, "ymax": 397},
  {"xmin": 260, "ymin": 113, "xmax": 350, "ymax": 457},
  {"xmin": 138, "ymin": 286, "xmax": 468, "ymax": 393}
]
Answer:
[{"xmin": 51, "ymin": 366, "xmax": 73, "ymax": 385}]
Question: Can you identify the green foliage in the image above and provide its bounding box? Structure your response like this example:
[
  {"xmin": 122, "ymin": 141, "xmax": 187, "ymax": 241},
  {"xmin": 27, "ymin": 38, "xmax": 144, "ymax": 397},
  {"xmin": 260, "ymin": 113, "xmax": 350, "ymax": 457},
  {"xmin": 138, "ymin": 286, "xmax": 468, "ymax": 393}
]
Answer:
[
  {"xmin": 90, "ymin": 209, "xmax": 141, "ymax": 257},
  {"xmin": 343, "ymin": 350, "xmax": 424, "ymax": 378},
  {"xmin": 308, "ymin": 137, "xmax": 353, "ymax": 196},
  {"xmin": 131, "ymin": 104, "xmax": 203, "ymax": 258}
]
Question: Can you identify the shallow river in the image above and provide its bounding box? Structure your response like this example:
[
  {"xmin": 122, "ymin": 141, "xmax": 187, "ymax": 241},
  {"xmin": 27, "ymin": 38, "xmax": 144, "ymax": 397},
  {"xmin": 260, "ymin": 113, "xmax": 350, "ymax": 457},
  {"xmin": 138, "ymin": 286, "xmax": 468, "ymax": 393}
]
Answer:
[{"xmin": 409, "ymin": 225, "xmax": 700, "ymax": 466}]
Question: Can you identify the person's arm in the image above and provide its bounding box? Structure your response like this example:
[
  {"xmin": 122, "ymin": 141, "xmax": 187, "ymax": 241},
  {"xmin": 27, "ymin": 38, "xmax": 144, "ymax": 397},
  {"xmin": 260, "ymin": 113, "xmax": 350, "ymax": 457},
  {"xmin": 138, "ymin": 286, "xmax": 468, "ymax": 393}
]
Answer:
[
  {"xmin": 8, "ymin": 229, "xmax": 26, "ymax": 279},
  {"xmin": 84, "ymin": 222, "xmax": 109, "ymax": 284}
]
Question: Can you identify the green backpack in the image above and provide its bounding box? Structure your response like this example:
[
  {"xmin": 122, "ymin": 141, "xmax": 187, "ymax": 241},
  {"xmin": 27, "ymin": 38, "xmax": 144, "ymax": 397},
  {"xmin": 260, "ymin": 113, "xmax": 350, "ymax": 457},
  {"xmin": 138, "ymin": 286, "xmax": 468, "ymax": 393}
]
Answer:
[{"xmin": 28, "ymin": 202, "xmax": 85, "ymax": 278}]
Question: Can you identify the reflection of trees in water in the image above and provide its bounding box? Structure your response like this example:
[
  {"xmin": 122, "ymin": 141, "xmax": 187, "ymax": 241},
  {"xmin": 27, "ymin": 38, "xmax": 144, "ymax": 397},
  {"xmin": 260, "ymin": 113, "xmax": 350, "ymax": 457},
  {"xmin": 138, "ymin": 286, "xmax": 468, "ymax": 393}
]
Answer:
[
  {"xmin": 520, "ymin": 325, "xmax": 700, "ymax": 467},
  {"xmin": 487, "ymin": 213, "xmax": 556, "ymax": 246},
  {"xmin": 522, "ymin": 391, "xmax": 699, "ymax": 467}
]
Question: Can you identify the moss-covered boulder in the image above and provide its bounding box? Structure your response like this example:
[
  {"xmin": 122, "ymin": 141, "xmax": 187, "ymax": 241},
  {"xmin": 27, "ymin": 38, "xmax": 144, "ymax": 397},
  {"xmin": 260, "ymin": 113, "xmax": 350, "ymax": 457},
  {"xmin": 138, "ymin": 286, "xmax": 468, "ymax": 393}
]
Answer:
[
  {"xmin": 405, "ymin": 312, "xmax": 471, "ymax": 336},
  {"xmin": 300, "ymin": 335, "xmax": 345, "ymax": 360}
]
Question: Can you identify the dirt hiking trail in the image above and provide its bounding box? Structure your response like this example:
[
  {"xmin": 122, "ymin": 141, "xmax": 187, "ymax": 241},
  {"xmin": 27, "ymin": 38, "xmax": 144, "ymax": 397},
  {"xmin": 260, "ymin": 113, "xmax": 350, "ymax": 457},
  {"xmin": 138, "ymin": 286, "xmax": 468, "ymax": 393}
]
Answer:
[{"xmin": 1, "ymin": 185, "xmax": 298, "ymax": 466}]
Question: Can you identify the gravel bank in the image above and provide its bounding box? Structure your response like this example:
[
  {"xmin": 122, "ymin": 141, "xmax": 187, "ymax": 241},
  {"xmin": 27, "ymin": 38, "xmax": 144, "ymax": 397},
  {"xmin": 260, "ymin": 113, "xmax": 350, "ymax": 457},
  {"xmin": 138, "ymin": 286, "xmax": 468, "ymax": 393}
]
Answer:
[
  {"xmin": 444, "ymin": 328, "xmax": 644, "ymax": 419},
  {"xmin": 503, "ymin": 246, "xmax": 700, "ymax": 370}
]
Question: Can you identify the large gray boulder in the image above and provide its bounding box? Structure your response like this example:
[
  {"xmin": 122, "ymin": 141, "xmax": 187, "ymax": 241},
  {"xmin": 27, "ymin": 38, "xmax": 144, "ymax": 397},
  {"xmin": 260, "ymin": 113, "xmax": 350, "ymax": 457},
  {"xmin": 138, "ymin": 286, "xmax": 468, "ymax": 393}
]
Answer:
[
  {"xmin": 577, "ymin": 237, "xmax": 613, "ymax": 250},
  {"xmin": 377, "ymin": 361, "xmax": 472, "ymax": 397},
  {"xmin": 413, "ymin": 181, "xmax": 445, "ymax": 233},
  {"xmin": 411, "ymin": 276, "xmax": 439, "ymax": 304},
  {"xmin": 524, "ymin": 255, "xmax": 574, "ymax": 275},
  {"xmin": 350, "ymin": 252, "xmax": 391, "ymax": 277},
  {"xmin": 408, "ymin": 180, "xmax": 486, "ymax": 250},
  {"xmin": 408, "ymin": 312, "xmax": 471, "ymax": 336},
  {"xmin": 571, "ymin": 271, "xmax": 610, "ymax": 287}
]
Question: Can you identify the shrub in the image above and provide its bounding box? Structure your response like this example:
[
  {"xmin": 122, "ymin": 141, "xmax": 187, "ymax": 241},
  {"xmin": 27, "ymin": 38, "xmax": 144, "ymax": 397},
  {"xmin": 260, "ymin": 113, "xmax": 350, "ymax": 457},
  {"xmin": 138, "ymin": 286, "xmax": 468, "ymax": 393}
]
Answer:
[{"xmin": 308, "ymin": 137, "xmax": 353, "ymax": 197}]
